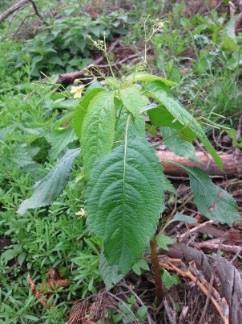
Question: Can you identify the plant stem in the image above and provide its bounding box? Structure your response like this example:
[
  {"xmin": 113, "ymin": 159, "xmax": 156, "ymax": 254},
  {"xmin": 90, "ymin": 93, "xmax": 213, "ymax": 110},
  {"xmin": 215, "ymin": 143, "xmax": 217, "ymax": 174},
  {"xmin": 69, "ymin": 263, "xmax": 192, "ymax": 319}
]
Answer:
[{"xmin": 150, "ymin": 239, "xmax": 163, "ymax": 304}]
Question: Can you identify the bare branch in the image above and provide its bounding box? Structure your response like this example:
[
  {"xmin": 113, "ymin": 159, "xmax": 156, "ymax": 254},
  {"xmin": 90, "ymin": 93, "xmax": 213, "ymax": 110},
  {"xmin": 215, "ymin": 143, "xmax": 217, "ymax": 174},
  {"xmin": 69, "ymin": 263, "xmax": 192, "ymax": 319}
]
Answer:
[
  {"xmin": 0, "ymin": 0, "xmax": 29, "ymax": 23},
  {"xmin": 28, "ymin": 0, "xmax": 47, "ymax": 25}
]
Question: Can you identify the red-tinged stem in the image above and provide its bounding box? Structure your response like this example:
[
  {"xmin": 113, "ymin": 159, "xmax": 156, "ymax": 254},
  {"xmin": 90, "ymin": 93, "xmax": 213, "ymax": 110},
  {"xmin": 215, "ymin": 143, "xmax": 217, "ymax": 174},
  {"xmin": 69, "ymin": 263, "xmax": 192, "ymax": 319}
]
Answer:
[{"xmin": 150, "ymin": 239, "xmax": 163, "ymax": 304}]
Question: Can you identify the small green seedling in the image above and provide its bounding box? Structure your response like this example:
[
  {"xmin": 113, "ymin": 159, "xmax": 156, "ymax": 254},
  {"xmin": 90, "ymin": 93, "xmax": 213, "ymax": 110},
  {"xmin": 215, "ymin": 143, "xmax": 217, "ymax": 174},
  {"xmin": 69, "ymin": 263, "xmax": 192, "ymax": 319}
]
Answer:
[
  {"xmin": 72, "ymin": 72, "xmax": 240, "ymax": 297},
  {"xmin": 19, "ymin": 72, "xmax": 240, "ymax": 301}
]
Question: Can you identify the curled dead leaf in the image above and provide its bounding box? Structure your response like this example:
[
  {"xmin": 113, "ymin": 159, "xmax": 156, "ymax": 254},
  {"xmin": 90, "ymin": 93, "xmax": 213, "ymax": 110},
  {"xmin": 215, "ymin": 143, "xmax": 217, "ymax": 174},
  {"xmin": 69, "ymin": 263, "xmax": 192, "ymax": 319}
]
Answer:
[{"xmin": 28, "ymin": 268, "xmax": 69, "ymax": 307}]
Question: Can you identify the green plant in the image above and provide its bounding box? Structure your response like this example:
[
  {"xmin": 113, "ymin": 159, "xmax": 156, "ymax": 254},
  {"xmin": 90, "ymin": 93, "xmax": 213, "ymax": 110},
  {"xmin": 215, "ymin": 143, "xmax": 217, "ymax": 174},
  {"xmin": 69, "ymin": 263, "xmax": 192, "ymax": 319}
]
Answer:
[
  {"xmin": 0, "ymin": 67, "xmax": 102, "ymax": 322},
  {"xmin": 19, "ymin": 72, "xmax": 240, "ymax": 300},
  {"xmin": 151, "ymin": 5, "xmax": 242, "ymax": 125},
  {"xmin": 12, "ymin": 11, "xmax": 129, "ymax": 77}
]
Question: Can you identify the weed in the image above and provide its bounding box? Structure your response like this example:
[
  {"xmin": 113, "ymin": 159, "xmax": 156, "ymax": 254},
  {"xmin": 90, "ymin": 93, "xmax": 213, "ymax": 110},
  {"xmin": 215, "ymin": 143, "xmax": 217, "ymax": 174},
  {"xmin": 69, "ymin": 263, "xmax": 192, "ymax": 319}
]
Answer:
[
  {"xmin": 152, "ymin": 4, "xmax": 242, "ymax": 125},
  {"xmin": 10, "ymin": 10, "xmax": 130, "ymax": 77}
]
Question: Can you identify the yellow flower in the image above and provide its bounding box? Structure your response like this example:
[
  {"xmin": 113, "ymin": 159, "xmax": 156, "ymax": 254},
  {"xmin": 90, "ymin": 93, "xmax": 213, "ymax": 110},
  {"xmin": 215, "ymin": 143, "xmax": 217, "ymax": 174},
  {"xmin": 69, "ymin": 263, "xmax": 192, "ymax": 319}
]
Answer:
[{"xmin": 70, "ymin": 85, "xmax": 84, "ymax": 98}]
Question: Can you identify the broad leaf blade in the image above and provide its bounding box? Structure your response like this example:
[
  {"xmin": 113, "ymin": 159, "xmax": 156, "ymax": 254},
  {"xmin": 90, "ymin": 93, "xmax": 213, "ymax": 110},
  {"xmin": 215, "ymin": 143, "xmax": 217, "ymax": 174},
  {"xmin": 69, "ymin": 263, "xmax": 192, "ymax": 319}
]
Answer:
[
  {"xmin": 81, "ymin": 91, "xmax": 115, "ymax": 175},
  {"xmin": 73, "ymin": 87, "xmax": 103, "ymax": 137},
  {"xmin": 120, "ymin": 85, "xmax": 149, "ymax": 117},
  {"xmin": 115, "ymin": 109, "xmax": 145, "ymax": 144},
  {"xmin": 187, "ymin": 167, "xmax": 240, "ymax": 224},
  {"xmin": 17, "ymin": 149, "xmax": 80, "ymax": 215},
  {"xmin": 125, "ymin": 72, "xmax": 175, "ymax": 87},
  {"xmin": 46, "ymin": 128, "xmax": 77, "ymax": 160},
  {"xmin": 148, "ymin": 105, "xmax": 196, "ymax": 141},
  {"xmin": 99, "ymin": 254, "xmax": 124, "ymax": 290},
  {"xmin": 147, "ymin": 87, "xmax": 223, "ymax": 168},
  {"xmin": 161, "ymin": 127, "xmax": 196, "ymax": 160},
  {"xmin": 86, "ymin": 138, "xmax": 165, "ymax": 273}
]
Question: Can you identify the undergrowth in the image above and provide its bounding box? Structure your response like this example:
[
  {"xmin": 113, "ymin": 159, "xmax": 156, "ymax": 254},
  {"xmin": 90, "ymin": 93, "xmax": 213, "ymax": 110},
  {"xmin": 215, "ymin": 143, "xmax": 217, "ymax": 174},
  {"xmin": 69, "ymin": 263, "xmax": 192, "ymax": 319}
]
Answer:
[{"xmin": 151, "ymin": 4, "xmax": 242, "ymax": 125}]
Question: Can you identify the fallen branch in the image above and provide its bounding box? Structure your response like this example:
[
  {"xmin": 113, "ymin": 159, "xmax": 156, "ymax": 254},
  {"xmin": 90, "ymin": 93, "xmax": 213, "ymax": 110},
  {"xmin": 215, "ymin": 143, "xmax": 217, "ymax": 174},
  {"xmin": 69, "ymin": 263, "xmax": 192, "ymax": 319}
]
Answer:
[
  {"xmin": 178, "ymin": 220, "xmax": 214, "ymax": 242},
  {"xmin": 159, "ymin": 257, "xmax": 229, "ymax": 324},
  {"xmin": 156, "ymin": 150, "xmax": 242, "ymax": 176},
  {"xmin": 193, "ymin": 240, "xmax": 242, "ymax": 254},
  {"xmin": 165, "ymin": 243, "xmax": 242, "ymax": 324},
  {"xmin": 28, "ymin": 0, "xmax": 47, "ymax": 25},
  {"xmin": 57, "ymin": 42, "xmax": 148, "ymax": 85},
  {"xmin": 57, "ymin": 39, "xmax": 120, "ymax": 85},
  {"xmin": 0, "ymin": 0, "xmax": 29, "ymax": 23},
  {"xmin": 57, "ymin": 57, "xmax": 104, "ymax": 85}
]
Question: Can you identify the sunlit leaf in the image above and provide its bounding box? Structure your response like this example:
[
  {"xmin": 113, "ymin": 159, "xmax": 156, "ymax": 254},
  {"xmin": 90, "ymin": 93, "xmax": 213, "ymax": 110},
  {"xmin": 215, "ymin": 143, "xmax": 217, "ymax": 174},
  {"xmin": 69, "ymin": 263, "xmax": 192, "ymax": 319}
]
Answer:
[
  {"xmin": 81, "ymin": 91, "xmax": 115, "ymax": 175},
  {"xmin": 125, "ymin": 72, "xmax": 175, "ymax": 87},
  {"xmin": 161, "ymin": 127, "xmax": 197, "ymax": 160},
  {"xmin": 120, "ymin": 85, "xmax": 149, "ymax": 117},
  {"xmin": 73, "ymin": 87, "xmax": 103, "ymax": 138},
  {"xmin": 147, "ymin": 86, "xmax": 223, "ymax": 168}
]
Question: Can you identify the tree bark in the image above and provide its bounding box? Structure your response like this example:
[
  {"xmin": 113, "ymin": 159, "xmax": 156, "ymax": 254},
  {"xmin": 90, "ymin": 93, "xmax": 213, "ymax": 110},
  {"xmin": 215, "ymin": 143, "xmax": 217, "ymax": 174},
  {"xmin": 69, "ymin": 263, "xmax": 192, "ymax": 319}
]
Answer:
[{"xmin": 156, "ymin": 150, "xmax": 242, "ymax": 176}]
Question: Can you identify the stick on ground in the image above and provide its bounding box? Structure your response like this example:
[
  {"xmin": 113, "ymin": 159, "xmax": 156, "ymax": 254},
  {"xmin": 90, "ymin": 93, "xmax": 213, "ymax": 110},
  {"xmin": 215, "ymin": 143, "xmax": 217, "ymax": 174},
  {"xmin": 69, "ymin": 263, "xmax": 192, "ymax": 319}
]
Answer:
[
  {"xmin": 0, "ymin": 0, "xmax": 29, "ymax": 23},
  {"xmin": 157, "ymin": 150, "xmax": 242, "ymax": 176}
]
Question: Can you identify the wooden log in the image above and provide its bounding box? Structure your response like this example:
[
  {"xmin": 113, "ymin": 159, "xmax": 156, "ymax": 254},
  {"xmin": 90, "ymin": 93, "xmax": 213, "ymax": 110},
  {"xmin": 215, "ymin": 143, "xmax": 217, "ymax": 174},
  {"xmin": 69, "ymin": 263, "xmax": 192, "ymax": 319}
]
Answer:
[
  {"xmin": 57, "ymin": 57, "xmax": 104, "ymax": 85},
  {"xmin": 156, "ymin": 150, "xmax": 242, "ymax": 176}
]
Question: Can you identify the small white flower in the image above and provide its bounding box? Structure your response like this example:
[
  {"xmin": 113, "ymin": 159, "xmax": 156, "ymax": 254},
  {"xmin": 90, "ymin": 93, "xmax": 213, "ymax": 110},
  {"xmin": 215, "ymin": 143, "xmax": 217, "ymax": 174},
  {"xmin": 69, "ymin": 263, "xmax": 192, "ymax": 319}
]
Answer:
[
  {"xmin": 75, "ymin": 208, "xmax": 85, "ymax": 217},
  {"xmin": 70, "ymin": 85, "xmax": 84, "ymax": 98}
]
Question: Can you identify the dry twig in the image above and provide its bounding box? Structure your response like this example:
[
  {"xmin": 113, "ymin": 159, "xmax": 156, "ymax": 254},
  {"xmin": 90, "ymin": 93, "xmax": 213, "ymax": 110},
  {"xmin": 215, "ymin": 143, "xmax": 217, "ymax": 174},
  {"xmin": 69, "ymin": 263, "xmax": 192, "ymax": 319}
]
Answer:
[
  {"xmin": 193, "ymin": 240, "xmax": 242, "ymax": 254},
  {"xmin": 178, "ymin": 220, "xmax": 214, "ymax": 242},
  {"xmin": 28, "ymin": 0, "xmax": 47, "ymax": 25},
  {"xmin": 159, "ymin": 258, "xmax": 229, "ymax": 324},
  {"xmin": 57, "ymin": 39, "xmax": 120, "ymax": 84}
]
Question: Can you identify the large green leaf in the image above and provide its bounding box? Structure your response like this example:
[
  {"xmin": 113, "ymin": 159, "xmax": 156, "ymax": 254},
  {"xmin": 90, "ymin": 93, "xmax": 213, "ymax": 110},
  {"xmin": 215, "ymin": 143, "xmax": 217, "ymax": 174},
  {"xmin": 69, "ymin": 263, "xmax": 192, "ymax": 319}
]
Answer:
[
  {"xmin": 148, "ymin": 105, "xmax": 196, "ymax": 141},
  {"xmin": 115, "ymin": 109, "xmax": 145, "ymax": 144},
  {"xmin": 46, "ymin": 128, "xmax": 77, "ymax": 160},
  {"xmin": 86, "ymin": 138, "xmax": 165, "ymax": 273},
  {"xmin": 161, "ymin": 127, "xmax": 196, "ymax": 160},
  {"xmin": 81, "ymin": 91, "xmax": 115, "ymax": 175},
  {"xmin": 187, "ymin": 167, "xmax": 240, "ymax": 224},
  {"xmin": 73, "ymin": 87, "xmax": 103, "ymax": 138},
  {"xmin": 125, "ymin": 72, "xmax": 175, "ymax": 87},
  {"xmin": 120, "ymin": 85, "xmax": 149, "ymax": 117},
  {"xmin": 147, "ymin": 86, "xmax": 223, "ymax": 168},
  {"xmin": 99, "ymin": 254, "xmax": 124, "ymax": 290},
  {"xmin": 17, "ymin": 149, "xmax": 80, "ymax": 215}
]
